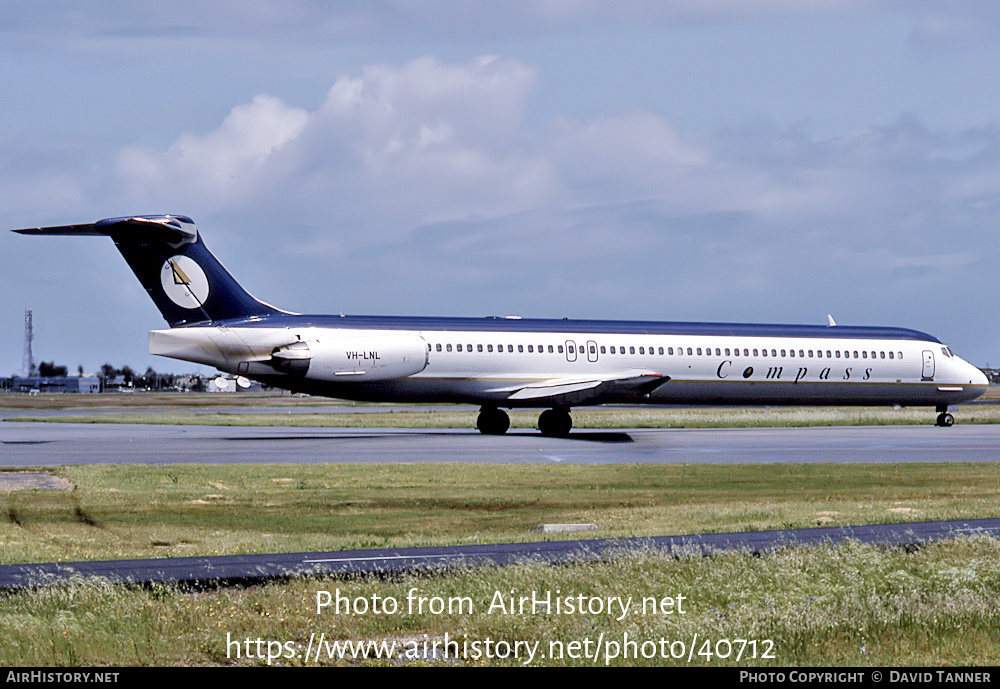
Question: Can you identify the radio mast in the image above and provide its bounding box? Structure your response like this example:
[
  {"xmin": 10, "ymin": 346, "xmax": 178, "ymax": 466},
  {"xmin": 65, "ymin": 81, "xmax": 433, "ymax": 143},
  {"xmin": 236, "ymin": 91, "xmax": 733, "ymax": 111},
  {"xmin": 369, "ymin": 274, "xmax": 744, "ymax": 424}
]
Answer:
[{"xmin": 22, "ymin": 309, "xmax": 36, "ymax": 376}]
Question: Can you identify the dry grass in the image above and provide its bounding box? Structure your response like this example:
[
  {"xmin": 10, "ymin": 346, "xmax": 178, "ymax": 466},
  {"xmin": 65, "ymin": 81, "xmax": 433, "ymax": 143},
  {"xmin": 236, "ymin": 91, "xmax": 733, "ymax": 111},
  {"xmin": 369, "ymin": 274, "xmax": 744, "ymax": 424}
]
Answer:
[{"xmin": 2, "ymin": 537, "xmax": 998, "ymax": 666}]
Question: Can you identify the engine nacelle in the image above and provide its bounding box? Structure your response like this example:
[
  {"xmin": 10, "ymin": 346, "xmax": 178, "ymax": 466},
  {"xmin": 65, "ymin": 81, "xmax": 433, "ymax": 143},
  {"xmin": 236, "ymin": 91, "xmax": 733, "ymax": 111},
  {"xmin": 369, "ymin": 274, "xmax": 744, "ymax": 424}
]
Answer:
[{"xmin": 271, "ymin": 334, "xmax": 428, "ymax": 382}]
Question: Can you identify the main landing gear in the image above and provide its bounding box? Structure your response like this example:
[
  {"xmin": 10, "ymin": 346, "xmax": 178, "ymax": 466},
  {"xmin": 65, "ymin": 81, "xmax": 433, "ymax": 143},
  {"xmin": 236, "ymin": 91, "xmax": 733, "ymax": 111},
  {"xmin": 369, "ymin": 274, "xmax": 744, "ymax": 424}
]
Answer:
[
  {"xmin": 476, "ymin": 407, "xmax": 510, "ymax": 435},
  {"xmin": 537, "ymin": 408, "xmax": 573, "ymax": 437},
  {"xmin": 476, "ymin": 406, "xmax": 574, "ymax": 436},
  {"xmin": 936, "ymin": 405, "xmax": 955, "ymax": 427}
]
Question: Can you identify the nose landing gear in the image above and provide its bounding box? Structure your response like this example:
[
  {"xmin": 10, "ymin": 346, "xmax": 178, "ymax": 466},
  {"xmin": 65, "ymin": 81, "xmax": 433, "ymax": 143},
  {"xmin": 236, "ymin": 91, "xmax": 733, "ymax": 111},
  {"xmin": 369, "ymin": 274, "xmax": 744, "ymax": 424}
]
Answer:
[{"xmin": 936, "ymin": 405, "xmax": 954, "ymax": 427}]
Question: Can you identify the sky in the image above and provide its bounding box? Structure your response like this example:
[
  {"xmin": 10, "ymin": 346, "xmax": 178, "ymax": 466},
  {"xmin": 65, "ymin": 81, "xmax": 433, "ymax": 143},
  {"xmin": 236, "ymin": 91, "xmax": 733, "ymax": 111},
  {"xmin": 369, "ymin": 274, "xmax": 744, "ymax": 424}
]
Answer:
[{"xmin": 4, "ymin": 1, "xmax": 1000, "ymax": 377}]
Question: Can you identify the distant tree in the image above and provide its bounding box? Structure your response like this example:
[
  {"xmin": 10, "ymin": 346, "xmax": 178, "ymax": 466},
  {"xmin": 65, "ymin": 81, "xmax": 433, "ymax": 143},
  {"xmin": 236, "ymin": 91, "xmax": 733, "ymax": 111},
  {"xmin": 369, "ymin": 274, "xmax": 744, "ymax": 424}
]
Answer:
[
  {"xmin": 138, "ymin": 367, "xmax": 158, "ymax": 390},
  {"xmin": 77, "ymin": 365, "xmax": 84, "ymax": 377},
  {"xmin": 38, "ymin": 361, "xmax": 68, "ymax": 377}
]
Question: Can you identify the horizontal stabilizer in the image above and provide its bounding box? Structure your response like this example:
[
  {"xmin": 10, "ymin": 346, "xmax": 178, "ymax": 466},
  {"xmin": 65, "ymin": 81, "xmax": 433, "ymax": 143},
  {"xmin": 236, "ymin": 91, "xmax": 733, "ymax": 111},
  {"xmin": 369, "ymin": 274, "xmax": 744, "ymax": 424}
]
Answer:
[{"xmin": 13, "ymin": 215, "xmax": 198, "ymax": 247}]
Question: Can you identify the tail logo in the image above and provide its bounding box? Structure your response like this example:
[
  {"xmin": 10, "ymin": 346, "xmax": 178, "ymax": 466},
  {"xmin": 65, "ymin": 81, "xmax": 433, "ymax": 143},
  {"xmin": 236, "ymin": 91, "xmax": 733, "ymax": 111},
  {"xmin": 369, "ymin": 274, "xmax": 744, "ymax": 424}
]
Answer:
[{"xmin": 160, "ymin": 256, "xmax": 210, "ymax": 309}]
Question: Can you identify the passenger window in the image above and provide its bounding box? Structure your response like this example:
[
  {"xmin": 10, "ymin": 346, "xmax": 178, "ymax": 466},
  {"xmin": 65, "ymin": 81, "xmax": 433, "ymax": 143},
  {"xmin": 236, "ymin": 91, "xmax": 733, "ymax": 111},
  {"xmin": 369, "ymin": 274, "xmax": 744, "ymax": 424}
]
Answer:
[
  {"xmin": 639, "ymin": 347, "xmax": 645, "ymax": 355},
  {"xmin": 508, "ymin": 345, "xmax": 514, "ymax": 353},
  {"xmin": 436, "ymin": 343, "xmax": 442, "ymax": 352},
  {"xmin": 630, "ymin": 346, "xmax": 636, "ymax": 354},
  {"xmin": 487, "ymin": 344, "xmax": 493, "ymax": 352},
  {"xmin": 518, "ymin": 345, "xmax": 524, "ymax": 353},
  {"xmin": 558, "ymin": 345, "xmax": 564, "ymax": 353},
  {"xmin": 446, "ymin": 344, "xmax": 453, "ymax": 352}
]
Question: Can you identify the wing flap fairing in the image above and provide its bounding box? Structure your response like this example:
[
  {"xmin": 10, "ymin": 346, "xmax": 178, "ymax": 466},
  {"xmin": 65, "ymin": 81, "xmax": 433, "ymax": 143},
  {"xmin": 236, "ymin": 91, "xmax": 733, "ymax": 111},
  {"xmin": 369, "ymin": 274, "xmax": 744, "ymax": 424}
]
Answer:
[{"xmin": 501, "ymin": 370, "xmax": 669, "ymax": 404}]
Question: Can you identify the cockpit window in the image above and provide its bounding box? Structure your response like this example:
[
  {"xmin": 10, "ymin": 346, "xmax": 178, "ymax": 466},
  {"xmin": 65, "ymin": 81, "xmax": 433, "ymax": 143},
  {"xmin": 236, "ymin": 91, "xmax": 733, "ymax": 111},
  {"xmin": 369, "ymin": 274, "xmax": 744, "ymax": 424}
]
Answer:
[{"xmin": 942, "ymin": 347, "xmax": 953, "ymax": 358}]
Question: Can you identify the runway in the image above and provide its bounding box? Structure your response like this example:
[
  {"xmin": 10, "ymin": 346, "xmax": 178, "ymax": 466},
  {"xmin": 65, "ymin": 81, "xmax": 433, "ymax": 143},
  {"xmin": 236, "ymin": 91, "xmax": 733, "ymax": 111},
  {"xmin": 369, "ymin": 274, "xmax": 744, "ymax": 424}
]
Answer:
[{"xmin": 2, "ymin": 420, "xmax": 1000, "ymax": 466}]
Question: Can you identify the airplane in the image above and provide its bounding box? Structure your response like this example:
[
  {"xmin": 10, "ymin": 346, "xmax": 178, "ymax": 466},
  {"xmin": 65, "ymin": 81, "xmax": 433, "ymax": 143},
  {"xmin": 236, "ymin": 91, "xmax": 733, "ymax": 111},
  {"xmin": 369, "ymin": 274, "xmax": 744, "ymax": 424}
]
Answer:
[{"xmin": 13, "ymin": 214, "xmax": 988, "ymax": 435}]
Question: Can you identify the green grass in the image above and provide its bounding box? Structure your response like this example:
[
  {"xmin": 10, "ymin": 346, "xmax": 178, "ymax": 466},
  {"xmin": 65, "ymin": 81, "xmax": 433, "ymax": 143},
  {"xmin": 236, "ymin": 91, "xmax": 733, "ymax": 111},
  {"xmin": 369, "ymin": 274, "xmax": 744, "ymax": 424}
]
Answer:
[
  {"xmin": 2, "ymin": 463, "xmax": 999, "ymax": 564},
  {"xmin": 0, "ymin": 462, "xmax": 998, "ymax": 665},
  {"xmin": 4, "ymin": 388, "xmax": 1000, "ymax": 428}
]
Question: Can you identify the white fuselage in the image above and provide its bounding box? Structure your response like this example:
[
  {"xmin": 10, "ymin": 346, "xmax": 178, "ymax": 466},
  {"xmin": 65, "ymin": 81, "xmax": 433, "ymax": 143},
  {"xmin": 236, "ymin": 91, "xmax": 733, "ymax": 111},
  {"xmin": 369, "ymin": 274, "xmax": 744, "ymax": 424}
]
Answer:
[{"xmin": 149, "ymin": 320, "xmax": 988, "ymax": 409}]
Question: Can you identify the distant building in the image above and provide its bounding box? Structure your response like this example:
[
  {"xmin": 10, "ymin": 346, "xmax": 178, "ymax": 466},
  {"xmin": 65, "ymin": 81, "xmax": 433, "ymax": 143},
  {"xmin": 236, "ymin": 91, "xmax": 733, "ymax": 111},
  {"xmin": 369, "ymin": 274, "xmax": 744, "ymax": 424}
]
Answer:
[
  {"xmin": 103, "ymin": 375, "xmax": 133, "ymax": 392},
  {"xmin": 10, "ymin": 376, "xmax": 100, "ymax": 394}
]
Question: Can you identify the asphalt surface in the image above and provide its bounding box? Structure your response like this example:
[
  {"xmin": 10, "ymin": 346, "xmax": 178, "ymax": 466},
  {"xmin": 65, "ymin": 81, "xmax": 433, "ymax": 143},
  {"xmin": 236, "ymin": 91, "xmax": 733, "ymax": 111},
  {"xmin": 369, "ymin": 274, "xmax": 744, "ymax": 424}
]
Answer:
[
  {"xmin": 2, "ymin": 518, "xmax": 998, "ymax": 590},
  {"xmin": 3, "ymin": 420, "xmax": 1000, "ymax": 465}
]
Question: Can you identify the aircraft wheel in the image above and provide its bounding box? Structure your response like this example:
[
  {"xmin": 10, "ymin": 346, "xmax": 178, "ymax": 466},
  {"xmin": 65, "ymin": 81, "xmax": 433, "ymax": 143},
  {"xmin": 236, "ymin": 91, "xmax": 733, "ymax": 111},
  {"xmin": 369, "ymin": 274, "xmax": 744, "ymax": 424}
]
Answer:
[
  {"xmin": 936, "ymin": 412, "xmax": 954, "ymax": 427},
  {"xmin": 538, "ymin": 408, "xmax": 573, "ymax": 437},
  {"xmin": 477, "ymin": 408, "xmax": 510, "ymax": 435}
]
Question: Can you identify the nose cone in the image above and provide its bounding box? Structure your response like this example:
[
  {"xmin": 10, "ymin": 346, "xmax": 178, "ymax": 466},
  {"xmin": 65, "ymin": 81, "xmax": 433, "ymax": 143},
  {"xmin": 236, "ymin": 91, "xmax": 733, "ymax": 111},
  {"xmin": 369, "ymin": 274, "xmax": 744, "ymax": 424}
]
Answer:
[
  {"xmin": 969, "ymin": 362, "xmax": 989, "ymax": 388},
  {"xmin": 953, "ymin": 357, "xmax": 989, "ymax": 400}
]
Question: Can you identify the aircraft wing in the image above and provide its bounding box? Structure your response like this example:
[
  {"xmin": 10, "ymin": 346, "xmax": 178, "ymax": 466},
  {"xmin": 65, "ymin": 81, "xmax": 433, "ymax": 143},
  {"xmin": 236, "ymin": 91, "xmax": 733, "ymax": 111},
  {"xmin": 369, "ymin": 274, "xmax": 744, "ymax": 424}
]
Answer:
[{"xmin": 495, "ymin": 369, "xmax": 669, "ymax": 405}]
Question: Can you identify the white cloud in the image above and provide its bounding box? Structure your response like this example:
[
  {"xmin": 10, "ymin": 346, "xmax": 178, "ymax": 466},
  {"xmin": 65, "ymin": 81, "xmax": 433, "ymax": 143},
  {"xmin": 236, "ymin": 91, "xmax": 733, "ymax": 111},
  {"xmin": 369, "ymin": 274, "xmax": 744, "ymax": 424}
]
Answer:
[
  {"xmin": 117, "ymin": 94, "xmax": 309, "ymax": 207},
  {"xmin": 9, "ymin": 52, "xmax": 1000, "ymax": 372},
  {"xmin": 115, "ymin": 56, "xmax": 548, "ymax": 242}
]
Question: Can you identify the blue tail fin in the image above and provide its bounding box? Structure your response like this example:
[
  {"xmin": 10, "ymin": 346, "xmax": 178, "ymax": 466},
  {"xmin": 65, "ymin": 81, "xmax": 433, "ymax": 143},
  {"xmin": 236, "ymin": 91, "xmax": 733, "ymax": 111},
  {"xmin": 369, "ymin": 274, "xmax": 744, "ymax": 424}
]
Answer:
[{"xmin": 13, "ymin": 215, "xmax": 280, "ymax": 327}]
